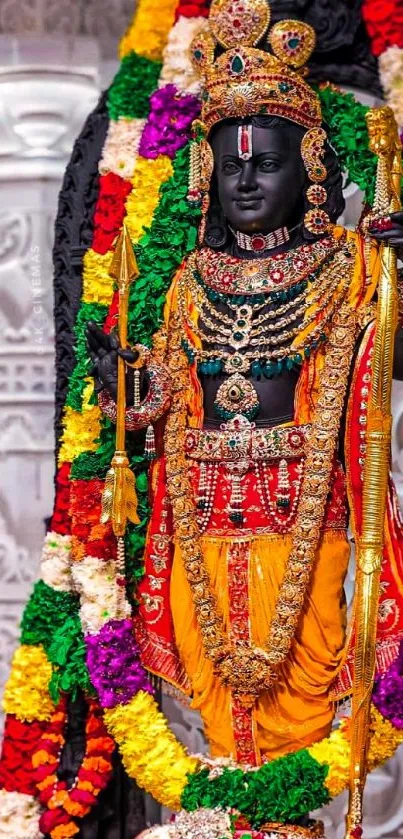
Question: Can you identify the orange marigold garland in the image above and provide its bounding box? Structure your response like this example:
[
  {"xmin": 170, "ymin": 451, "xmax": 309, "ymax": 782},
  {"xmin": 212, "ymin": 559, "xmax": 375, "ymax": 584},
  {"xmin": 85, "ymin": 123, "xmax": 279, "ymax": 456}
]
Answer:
[{"xmin": 32, "ymin": 695, "xmax": 114, "ymax": 838}]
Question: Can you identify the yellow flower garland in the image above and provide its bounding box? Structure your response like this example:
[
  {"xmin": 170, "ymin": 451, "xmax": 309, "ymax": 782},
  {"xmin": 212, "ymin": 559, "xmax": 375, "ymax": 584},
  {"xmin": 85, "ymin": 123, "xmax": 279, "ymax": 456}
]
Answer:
[
  {"xmin": 119, "ymin": 0, "xmax": 178, "ymax": 62},
  {"xmin": 367, "ymin": 707, "xmax": 403, "ymax": 770},
  {"xmin": 59, "ymin": 381, "xmax": 101, "ymax": 465},
  {"xmin": 104, "ymin": 691, "xmax": 198, "ymax": 809},
  {"xmin": 3, "ymin": 645, "xmax": 54, "ymax": 722},
  {"xmin": 101, "ymin": 690, "xmax": 403, "ymax": 814},
  {"xmin": 125, "ymin": 156, "xmax": 174, "ymax": 243},
  {"xmin": 82, "ymin": 250, "xmax": 115, "ymax": 306},
  {"xmin": 308, "ymin": 707, "xmax": 403, "ymax": 798}
]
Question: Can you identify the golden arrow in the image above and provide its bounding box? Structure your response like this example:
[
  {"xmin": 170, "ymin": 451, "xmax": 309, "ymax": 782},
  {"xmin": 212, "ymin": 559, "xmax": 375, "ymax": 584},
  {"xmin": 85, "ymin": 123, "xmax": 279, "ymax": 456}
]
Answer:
[{"xmin": 101, "ymin": 223, "xmax": 140, "ymax": 537}]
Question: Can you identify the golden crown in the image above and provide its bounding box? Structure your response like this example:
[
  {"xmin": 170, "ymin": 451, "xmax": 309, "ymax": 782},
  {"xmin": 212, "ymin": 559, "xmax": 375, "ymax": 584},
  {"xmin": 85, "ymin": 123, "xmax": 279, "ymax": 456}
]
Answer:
[{"xmin": 190, "ymin": 0, "xmax": 322, "ymax": 133}]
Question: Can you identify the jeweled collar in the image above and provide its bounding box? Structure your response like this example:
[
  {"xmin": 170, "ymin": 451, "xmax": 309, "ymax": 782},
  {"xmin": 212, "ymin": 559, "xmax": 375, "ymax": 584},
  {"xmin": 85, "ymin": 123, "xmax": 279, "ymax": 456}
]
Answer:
[
  {"xmin": 230, "ymin": 225, "xmax": 290, "ymax": 253},
  {"xmin": 196, "ymin": 232, "xmax": 342, "ymax": 296}
]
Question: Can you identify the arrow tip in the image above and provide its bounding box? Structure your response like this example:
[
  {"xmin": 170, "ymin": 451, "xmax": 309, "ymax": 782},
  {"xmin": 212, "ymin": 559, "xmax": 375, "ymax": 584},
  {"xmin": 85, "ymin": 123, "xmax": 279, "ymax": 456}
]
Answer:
[{"xmin": 110, "ymin": 223, "xmax": 139, "ymax": 284}]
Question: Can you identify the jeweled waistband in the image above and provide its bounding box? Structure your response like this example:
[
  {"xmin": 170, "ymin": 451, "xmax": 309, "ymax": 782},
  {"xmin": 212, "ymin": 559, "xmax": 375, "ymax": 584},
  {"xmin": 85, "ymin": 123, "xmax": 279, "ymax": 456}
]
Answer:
[{"xmin": 185, "ymin": 416, "xmax": 309, "ymax": 462}]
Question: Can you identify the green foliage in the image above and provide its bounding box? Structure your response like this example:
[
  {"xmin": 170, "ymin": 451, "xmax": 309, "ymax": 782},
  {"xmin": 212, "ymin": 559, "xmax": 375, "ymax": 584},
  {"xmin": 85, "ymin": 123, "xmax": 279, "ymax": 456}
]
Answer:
[
  {"xmin": 108, "ymin": 53, "xmax": 162, "ymax": 120},
  {"xmin": 318, "ymin": 86, "xmax": 377, "ymax": 204},
  {"xmin": 181, "ymin": 751, "xmax": 330, "ymax": 827},
  {"xmin": 47, "ymin": 615, "xmax": 93, "ymax": 702},
  {"xmin": 20, "ymin": 580, "xmax": 91, "ymax": 703}
]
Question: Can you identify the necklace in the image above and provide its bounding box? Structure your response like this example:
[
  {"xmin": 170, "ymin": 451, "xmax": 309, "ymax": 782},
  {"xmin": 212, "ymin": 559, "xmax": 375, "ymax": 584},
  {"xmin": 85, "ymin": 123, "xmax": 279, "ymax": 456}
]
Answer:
[
  {"xmin": 164, "ymin": 248, "xmax": 358, "ymax": 706},
  {"xmin": 181, "ymin": 242, "xmax": 355, "ymax": 377},
  {"xmin": 197, "ymin": 233, "xmax": 343, "ymax": 296},
  {"xmin": 230, "ymin": 226, "xmax": 290, "ymax": 253}
]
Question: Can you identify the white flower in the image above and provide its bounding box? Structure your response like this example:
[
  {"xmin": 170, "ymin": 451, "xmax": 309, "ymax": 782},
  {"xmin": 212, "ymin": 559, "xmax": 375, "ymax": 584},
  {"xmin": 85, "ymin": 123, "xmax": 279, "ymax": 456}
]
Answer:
[
  {"xmin": 0, "ymin": 790, "xmax": 43, "ymax": 838},
  {"xmin": 72, "ymin": 556, "xmax": 131, "ymax": 634},
  {"xmin": 159, "ymin": 17, "xmax": 208, "ymax": 94},
  {"xmin": 137, "ymin": 828, "xmax": 173, "ymax": 839},
  {"xmin": 40, "ymin": 531, "xmax": 72, "ymax": 592},
  {"xmin": 379, "ymin": 46, "xmax": 403, "ymax": 128},
  {"xmin": 99, "ymin": 117, "xmax": 146, "ymax": 179}
]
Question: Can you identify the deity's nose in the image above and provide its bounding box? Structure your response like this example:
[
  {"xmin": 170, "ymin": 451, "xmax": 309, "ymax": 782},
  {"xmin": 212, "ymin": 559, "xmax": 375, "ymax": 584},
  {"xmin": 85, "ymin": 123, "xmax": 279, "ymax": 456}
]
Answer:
[{"xmin": 237, "ymin": 161, "xmax": 257, "ymax": 192}]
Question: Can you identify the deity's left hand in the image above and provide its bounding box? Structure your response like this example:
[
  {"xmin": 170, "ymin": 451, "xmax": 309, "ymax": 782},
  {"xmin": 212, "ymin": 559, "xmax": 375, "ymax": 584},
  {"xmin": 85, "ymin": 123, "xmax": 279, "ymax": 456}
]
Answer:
[{"xmin": 368, "ymin": 211, "xmax": 403, "ymax": 256}]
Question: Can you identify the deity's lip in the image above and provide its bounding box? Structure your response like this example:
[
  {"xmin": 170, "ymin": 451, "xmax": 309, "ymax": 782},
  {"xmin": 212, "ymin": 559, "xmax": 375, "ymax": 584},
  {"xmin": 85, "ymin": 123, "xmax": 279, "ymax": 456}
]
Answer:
[{"xmin": 234, "ymin": 197, "xmax": 263, "ymax": 209}]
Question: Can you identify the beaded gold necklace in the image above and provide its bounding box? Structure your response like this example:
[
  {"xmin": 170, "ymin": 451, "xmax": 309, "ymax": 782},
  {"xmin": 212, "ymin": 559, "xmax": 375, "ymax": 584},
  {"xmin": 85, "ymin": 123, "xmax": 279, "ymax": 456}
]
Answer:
[{"xmin": 181, "ymin": 239, "xmax": 356, "ymax": 379}]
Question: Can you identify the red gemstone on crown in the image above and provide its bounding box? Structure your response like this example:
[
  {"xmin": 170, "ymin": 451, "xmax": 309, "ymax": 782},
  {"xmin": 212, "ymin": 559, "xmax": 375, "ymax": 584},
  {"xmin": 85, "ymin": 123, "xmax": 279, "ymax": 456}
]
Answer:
[{"xmin": 250, "ymin": 235, "xmax": 266, "ymax": 251}]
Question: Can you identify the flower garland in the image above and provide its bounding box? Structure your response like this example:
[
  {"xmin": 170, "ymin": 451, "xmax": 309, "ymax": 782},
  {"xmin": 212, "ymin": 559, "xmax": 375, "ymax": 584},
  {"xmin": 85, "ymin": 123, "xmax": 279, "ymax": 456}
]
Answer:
[
  {"xmin": 362, "ymin": 0, "xmax": 403, "ymax": 128},
  {"xmin": 32, "ymin": 695, "xmax": 114, "ymax": 839},
  {"xmin": 3, "ymin": 0, "xmax": 403, "ymax": 837}
]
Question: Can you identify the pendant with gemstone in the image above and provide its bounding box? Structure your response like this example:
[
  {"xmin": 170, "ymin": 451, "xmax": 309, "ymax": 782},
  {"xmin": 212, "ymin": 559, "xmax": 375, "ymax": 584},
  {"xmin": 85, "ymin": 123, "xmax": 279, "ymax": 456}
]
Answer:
[{"xmin": 213, "ymin": 373, "xmax": 260, "ymax": 421}]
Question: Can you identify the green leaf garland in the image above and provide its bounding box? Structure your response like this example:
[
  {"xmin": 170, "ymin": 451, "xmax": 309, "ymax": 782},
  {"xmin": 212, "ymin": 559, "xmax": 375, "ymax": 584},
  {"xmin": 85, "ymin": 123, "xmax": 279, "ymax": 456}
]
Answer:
[
  {"xmin": 318, "ymin": 85, "xmax": 377, "ymax": 204},
  {"xmin": 66, "ymin": 303, "xmax": 108, "ymax": 411},
  {"xmin": 181, "ymin": 751, "xmax": 330, "ymax": 828},
  {"xmin": 108, "ymin": 53, "xmax": 162, "ymax": 120},
  {"xmin": 20, "ymin": 580, "xmax": 78, "ymax": 648},
  {"xmin": 19, "ymin": 579, "xmax": 91, "ymax": 703},
  {"xmin": 47, "ymin": 614, "xmax": 93, "ymax": 702}
]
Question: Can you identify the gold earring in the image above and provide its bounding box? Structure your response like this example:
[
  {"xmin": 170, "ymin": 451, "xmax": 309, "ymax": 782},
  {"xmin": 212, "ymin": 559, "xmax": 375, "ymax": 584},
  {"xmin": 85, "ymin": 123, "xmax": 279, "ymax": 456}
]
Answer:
[
  {"xmin": 301, "ymin": 127, "xmax": 330, "ymax": 235},
  {"xmin": 187, "ymin": 120, "xmax": 214, "ymax": 244},
  {"xmin": 198, "ymin": 139, "xmax": 214, "ymax": 244}
]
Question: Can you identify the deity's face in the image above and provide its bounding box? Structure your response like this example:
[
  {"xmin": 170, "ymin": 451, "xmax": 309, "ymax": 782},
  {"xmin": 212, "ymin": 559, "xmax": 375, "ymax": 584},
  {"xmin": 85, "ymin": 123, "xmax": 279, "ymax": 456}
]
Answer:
[{"xmin": 210, "ymin": 119, "xmax": 306, "ymax": 234}]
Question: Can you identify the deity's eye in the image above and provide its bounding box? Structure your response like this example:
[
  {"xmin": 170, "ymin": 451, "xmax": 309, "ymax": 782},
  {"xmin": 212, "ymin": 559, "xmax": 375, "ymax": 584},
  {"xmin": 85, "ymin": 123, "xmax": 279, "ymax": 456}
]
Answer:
[
  {"xmin": 258, "ymin": 158, "xmax": 280, "ymax": 172},
  {"xmin": 222, "ymin": 160, "xmax": 241, "ymax": 174}
]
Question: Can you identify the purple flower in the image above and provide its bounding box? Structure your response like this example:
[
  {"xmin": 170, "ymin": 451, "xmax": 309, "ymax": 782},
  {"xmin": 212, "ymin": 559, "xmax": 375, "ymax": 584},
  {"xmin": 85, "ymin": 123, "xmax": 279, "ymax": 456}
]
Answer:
[
  {"xmin": 372, "ymin": 641, "xmax": 403, "ymax": 729},
  {"xmin": 85, "ymin": 619, "xmax": 153, "ymax": 708},
  {"xmin": 139, "ymin": 84, "xmax": 200, "ymax": 159}
]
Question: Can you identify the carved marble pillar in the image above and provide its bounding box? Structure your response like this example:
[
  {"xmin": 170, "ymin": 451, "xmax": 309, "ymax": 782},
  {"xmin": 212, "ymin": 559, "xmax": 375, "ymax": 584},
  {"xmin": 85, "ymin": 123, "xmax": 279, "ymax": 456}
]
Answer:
[{"xmin": 0, "ymin": 34, "xmax": 100, "ymax": 724}]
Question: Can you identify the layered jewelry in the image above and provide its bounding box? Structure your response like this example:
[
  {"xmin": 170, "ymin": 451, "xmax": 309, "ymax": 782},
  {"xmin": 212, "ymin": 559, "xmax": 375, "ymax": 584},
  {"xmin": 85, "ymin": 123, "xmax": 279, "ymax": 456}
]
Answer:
[
  {"xmin": 181, "ymin": 239, "xmax": 356, "ymax": 384},
  {"xmin": 196, "ymin": 233, "xmax": 342, "ymax": 295},
  {"xmin": 163, "ymin": 247, "xmax": 358, "ymax": 706}
]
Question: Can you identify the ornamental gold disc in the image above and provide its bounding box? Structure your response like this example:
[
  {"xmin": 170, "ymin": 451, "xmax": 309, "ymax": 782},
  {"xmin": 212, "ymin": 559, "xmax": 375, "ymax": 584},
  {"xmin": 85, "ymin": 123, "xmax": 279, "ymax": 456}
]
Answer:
[
  {"xmin": 209, "ymin": 0, "xmax": 270, "ymax": 49},
  {"xmin": 269, "ymin": 20, "xmax": 316, "ymax": 70}
]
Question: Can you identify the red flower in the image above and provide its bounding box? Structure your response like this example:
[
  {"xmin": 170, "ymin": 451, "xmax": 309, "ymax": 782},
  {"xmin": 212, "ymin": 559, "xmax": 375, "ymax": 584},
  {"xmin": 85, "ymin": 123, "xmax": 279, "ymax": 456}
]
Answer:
[
  {"xmin": 33, "ymin": 697, "xmax": 114, "ymax": 831},
  {"xmin": 362, "ymin": 0, "xmax": 403, "ymax": 55},
  {"xmin": 92, "ymin": 173, "xmax": 132, "ymax": 255},
  {"xmin": 0, "ymin": 715, "xmax": 48, "ymax": 796},
  {"xmin": 175, "ymin": 0, "xmax": 210, "ymax": 18},
  {"xmin": 70, "ymin": 479, "xmax": 116, "ymax": 560},
  {"xmin": 40, "ymin": 807, "xmax": 71, "ymax": 834},
  {"xmin": 103, "ymin": 292, "xmax": 119, "ymax": 335},
  {"xmin": 51, "ymin": 463, "xmax": 71, "ymax": 536}
]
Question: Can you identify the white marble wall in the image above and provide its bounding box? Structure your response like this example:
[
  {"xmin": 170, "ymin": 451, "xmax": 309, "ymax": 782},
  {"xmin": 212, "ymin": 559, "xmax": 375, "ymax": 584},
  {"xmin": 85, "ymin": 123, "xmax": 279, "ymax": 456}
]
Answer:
[{"xmin": 0, "ymin": 33, "xmax": 101, "ymax": 715}]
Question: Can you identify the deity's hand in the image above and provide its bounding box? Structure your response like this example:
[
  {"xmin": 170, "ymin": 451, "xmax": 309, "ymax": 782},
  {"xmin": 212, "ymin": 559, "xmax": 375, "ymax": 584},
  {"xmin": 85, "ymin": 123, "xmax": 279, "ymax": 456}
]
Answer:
[
  {"xmin": 368, "ymin": 212, "xmax": 403, "ymax": 257},
  {"xmin": 86, "ymin": 320, "xmax": 138, "ymax": 401}
]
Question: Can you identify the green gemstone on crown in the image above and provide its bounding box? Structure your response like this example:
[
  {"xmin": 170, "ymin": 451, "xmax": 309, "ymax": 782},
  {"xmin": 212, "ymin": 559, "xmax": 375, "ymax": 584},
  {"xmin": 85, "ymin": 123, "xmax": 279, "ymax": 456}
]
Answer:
[
  {"xmin": 231, "ymin": 54, "xmax": 244, "ymax": 74},
  {"xmin": 288, "ymin": 37, "xmax": 300, "ymax": 48}
]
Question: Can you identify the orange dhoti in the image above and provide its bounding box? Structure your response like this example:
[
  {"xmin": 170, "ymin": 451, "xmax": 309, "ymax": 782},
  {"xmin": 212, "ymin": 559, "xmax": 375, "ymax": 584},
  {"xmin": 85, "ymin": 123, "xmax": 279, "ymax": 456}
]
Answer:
[
  {"xmin": 165, "ymin": 422, "xmax": 350, "ymax": 763},
  {"xmin": 136, "ymin": 422, "xmax": 351, "ymax": 764},
  {"xmin": 171, "ymin": 527, "xmax": 350, "ymax": 763}
]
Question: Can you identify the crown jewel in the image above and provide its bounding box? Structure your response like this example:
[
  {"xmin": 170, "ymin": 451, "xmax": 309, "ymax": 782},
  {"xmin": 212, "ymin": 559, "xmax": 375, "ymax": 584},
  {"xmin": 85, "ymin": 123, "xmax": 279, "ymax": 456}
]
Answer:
[{"xmin": 191, "ymin": 0, "xmax": 321, "ymax": 133}]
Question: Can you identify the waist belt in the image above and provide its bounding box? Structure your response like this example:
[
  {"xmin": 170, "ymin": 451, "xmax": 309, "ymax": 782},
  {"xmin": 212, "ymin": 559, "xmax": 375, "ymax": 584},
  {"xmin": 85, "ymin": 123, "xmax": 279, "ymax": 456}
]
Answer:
[{"xmin": 185, "ymin": 415, "xmax": 309, "ymax": 462}]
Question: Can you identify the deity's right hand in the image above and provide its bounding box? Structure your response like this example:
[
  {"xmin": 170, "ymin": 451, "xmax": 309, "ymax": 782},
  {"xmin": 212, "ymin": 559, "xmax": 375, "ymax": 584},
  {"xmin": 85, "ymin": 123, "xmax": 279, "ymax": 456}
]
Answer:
[{"xmin": 86, "ymin": 321, "xmax": 138, "ymax": 401}]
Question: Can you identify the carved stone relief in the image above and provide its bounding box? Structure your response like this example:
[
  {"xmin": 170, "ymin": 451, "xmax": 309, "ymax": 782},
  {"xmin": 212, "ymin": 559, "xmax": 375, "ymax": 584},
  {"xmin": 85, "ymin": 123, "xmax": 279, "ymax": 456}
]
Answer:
[{"xmin": 0, "ymin": 35, "xmax": 101, "ymax": 735}]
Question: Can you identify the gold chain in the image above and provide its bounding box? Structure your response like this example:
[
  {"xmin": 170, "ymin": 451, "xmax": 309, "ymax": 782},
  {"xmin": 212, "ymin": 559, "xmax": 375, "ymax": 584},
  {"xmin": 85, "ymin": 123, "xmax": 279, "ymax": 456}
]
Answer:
[{"xmin": 164, "ymin": 254, "xmax": 358, "ymax": 707}]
